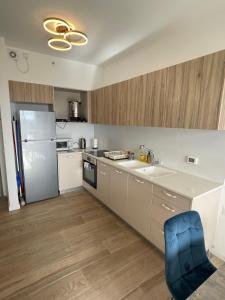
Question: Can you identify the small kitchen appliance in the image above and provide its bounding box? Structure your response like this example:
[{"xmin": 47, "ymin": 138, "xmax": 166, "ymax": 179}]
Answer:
[
  {"xmin": 68, "ymin": 99, "xmax": 81, "ymax": 121},
  {"xmin": 56, "ymin": 138, "xmax": 70, "ymax": 151},
  {"xmin": 79, "ymin": 137, "xmax": 86, "ymax": 149}
]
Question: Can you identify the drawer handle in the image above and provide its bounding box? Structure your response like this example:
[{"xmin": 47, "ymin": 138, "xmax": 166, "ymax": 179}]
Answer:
[
  {"xmin": 163, "ymin": 190, "xmax": 177, "ymax": 199},
  {"xmin": 100, "ymin": 171, "xmax": 106, "ymax": 176},
  {"xmin": 162, "ymin": 203, "xmax": 176, "ymax": 213},
  {"xmin": 134, "ymin": 178, "xmax": 144, "ymax": 184},
  {"xmin": 114, "ymin": 169, "xmax": 122, "ymax": 174}
]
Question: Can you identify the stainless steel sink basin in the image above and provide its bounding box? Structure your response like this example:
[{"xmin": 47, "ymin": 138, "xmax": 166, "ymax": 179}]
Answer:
[
  {"xmin": 134, "ymin": 166, "xmax": 176, "ymax": 178},
  {"xmin": 117, "ymin": 160, "xmax": 148, "ymax": 169}
]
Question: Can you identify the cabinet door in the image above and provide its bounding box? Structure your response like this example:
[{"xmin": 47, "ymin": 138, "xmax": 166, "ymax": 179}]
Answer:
[
  {"xmin": 126, "ymin": 175, "xmax": 152, "ymax": 240},
  {"xmin": 26, "ymin": 83, "xmax": 54, "ymax": 104},
  {"xmin": 112, "ymin": 80, "xmax": 128, "ymax": 125},
  {"xmin": 9, "ymin": 80, "xmax": 26, "ymax": 102},
  {"xmin": 127, "ymin": 75, "xmax": 147, "ymax": 126},
  {"xmin": 58, "ymin": 153, "xmax": 82, "ymax": 192},
  {"xmin": 109, "ymin": 168, "xmax": 128, "ymax": 219},
  {"xmin": 97, "ymin": 161, "xmax": 111, "ymax": 205},
  {"xmin": 9, "ymin": 80, "xmax": 53, "ymax": 104}
]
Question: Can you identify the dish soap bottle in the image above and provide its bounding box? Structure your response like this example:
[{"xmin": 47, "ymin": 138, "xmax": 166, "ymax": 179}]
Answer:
[{"xmin": 138, "ymin": 145, "xmax": 147, "ymax": 162}]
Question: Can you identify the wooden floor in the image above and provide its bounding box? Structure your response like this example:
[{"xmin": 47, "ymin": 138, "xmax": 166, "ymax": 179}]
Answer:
[{"xmin": 0, "ymin": 190, "xmax": 171, "ymax": 300}]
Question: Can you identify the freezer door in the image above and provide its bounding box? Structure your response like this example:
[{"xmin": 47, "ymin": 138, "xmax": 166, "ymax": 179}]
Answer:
[
  {"xmin": 22, "ymin": 140, "xmax": 58, "ymax": 203},
  {"xmin": 20, "ymin": 111, "xmax": 56, "ymax": 141}
]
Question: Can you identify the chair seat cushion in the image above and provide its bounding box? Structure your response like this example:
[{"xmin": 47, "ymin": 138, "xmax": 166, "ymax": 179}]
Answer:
[{"xmin": 171, "ymin": 260, "xmax": 216, "ymax": 300}]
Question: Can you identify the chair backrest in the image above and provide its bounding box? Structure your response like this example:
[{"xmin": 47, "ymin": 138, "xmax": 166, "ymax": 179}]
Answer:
[{"xmin": 164, "ymin": 211, "xmax": 208, "ymax": 290}]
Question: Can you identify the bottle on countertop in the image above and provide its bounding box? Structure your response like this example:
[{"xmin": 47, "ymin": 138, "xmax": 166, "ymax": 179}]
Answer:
[{"xmin": 138, "ymin": 145, "xmax": 147, "ymax": 162}]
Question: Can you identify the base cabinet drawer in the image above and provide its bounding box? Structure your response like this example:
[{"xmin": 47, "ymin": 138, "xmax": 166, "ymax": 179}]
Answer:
[
  {"xmin": 153, "ymin": 185, "xmax": 190, "ymax": 210},
  {"xmin": 150, "ymin": 220, "xmax": 165, "ymax": 252},
  {"xmin": 151, "ymin": 196, "xmax": 185, "ymax": 226}
]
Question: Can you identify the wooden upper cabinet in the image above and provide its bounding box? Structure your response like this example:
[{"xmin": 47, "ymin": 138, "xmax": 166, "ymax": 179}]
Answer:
[
  {"xmin": 127, "ymin": 75, "xmax": 147, "ymax": 126},
  {"xmin": 9, "ymin": 81, "xmax": 54, "ymax": 104},
  {"xmin": 91, "ymin": 49, "xmax": 225, "ymax": 129}
]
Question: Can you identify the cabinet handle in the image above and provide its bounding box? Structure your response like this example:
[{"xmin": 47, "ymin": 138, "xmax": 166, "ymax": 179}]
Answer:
[
  {"xmin": 162, "ymin": 190, "xmax": 177, "ymax": 199},
  {"xmin": 162, "ymin": 203, "xmax": 176, "ymax": 213},
  {"xmin": 134, "ymin": 178, "xmax": 144, "ymax": 184},
  {"xmin": 114, "ymin": 169, "xmax": 122, "ymax": 174},
  {"xmin": 100, "ymin": 171, "xmax": 106, "ymax": 176},
  {"xmin": 100, "ymin": 163, "xmax": 106, "ymax": 167}
]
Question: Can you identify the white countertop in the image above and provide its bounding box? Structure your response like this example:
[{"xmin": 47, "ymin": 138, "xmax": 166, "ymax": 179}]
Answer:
[
  {"xmin": 96, "ymin": 157, "xmax": 223, "ymax": 199},
  {"xmin": 57, "ymin": 149, "xmax": 85, "ymax": 155}
]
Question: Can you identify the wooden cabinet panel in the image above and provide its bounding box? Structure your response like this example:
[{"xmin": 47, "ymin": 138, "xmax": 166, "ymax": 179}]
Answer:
[
  {"xmin": 90, "ymin": 49, "xmax": 225, "ymax": 130},
  {"xmin": 127, "ymin": 75, "xmax": 147, "ymax": 126},
  {"xmin": 9, "ymin": 81, "xmax": 53, "ymax": 104},
  {"xmin": 112, "ymin": 81, "xmax": 128, "ymax": 125},
  {"xmin": 8, "ymin": 80, "xmax": 26, "ymax": 102}
]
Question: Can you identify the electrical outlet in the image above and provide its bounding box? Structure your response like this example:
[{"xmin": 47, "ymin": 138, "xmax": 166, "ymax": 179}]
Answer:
[{"xmin": 186, "ymin": 156, "xmax": 199, "ymax": 165}]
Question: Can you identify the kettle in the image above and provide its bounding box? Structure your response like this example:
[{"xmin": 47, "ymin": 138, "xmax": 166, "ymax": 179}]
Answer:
[{"xmin": 79, "ymin": 138, "xmax": 86, "ymax": 149}]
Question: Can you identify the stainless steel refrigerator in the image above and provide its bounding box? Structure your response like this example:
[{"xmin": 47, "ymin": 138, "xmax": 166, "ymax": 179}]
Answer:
[{"xmin": 19, "ymin": 110, "xmax": 58, "ymax": 203}]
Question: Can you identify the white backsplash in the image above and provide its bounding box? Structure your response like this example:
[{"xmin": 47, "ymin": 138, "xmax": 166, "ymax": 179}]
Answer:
[
  {"xmin": 94, "ymin": 124, "xmax": 225, "ymax": 183},
  {"xmin": 56, "ymin": 122, "xmax": 94, "ymax": 149}
]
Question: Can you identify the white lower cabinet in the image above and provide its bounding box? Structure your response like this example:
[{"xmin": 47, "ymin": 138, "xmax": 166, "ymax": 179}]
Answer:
[
  {"xmin": 109, "ymin": 167, "xmax": 128, "ymax": 219},
  {"xmin": 97, "ymin": 161, "xmax": 111, "ymax": 205},
  {"xmin": 83, "ymin": 160, "xmax": 220, "ymax": 253},
  {"xmin": 58, "ymin": 152, "xmax": 82, "ymax": 193},
  {"xmin": 126, "ymin": 175, "xmax": 153, "ymax": 240}
]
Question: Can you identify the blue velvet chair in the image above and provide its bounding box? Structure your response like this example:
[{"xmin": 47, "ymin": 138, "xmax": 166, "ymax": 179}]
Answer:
[{"xmin": 164, "ymin": 211, "xmax": 216, "ymax": 300}]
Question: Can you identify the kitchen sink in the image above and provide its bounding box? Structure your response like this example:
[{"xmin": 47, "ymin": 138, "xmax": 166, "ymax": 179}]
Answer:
[
  {"xmin": 134, "ymin": 166, "xmax": 176, "ymax": 178},
  {"xmin": 117, "ymin": 160, "xmax": 148, "ymax": 169}
]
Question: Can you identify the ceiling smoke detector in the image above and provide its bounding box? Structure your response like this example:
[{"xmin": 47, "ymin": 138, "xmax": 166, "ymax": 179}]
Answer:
[{"xmin": 8, "ymin": 50, "xmax": 17, "ymax": 60}]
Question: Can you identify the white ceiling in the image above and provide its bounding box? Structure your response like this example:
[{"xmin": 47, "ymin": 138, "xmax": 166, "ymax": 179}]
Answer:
[{"xmin": 0, "ymin": 0, "xmax": 225, "ymax": 65}]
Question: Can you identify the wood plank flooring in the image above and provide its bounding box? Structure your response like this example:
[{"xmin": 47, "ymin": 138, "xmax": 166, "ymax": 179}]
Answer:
[{"xmin": 0, "ymin": 191, "xmax": 171, "ymax": 300}]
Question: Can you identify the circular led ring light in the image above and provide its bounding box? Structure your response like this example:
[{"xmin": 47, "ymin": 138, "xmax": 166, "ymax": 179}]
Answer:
[
  {"xmin": 64, "ymin": 30, "xmax": 88, "ymax": 46},
  {"xmin": 43, "ymin": 18, "xmax": 73, "ymax": 35},
  {"xmin": 48, "ymin": 38, "xmax": 72, "ymax": 51}
]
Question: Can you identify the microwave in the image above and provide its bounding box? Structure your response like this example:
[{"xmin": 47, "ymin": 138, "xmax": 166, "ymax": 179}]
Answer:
[{"xmin": 56, "ymin": 139, "xmax": 70, "ymax": 151}]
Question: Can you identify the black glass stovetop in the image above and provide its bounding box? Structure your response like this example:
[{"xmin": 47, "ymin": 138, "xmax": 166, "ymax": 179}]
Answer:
[{"xmin": 86, "ymin": 150, "xmax": 108, "ymax": 157}]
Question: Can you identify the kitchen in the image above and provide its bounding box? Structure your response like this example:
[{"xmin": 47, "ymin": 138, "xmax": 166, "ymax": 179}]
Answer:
[{"xmin": 1, "ymin": 1, "xmax": 225, "ymax": 299}]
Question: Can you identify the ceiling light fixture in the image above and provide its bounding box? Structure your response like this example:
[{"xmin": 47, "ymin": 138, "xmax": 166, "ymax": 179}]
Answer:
[
  {"xmin": 64, "ymin": 30, "xmax": 88, "ymax": 46},
  {"xmin": 48, "ymin": 38, "xmax": 72, "ymax": 52},
  {"xmin": 43, "ymin": 17, "xmax": 88, "ymax": 51}
]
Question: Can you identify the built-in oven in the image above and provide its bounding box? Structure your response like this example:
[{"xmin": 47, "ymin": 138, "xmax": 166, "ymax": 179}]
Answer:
[{"xmin": 82, "ymin": 153, "xmax": 97, "ymax": 188}]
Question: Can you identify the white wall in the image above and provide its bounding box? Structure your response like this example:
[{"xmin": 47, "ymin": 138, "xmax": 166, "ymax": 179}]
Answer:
[
  {"xmin": 0, "ymin": 119, "xmax": 8, "ymax": 196},
  {"xmin": 95, "ymin": 125, "xmax": 225, "ymax": 183},
  {"xmin": 0, "ymin": 37, "xmax": 100, "ymax": 211},
  {"xmin": 0, "ymin": 37, "xmax": 20, "ymax": 211},
  {"xmin": 100, "ymin": 3, "xmax": 225, "ymax": 87},
  {"xmin": 56, "ymin": 123, "xmax": 94, "ymax": 149},
  {"xmin": 6, "ymin": 46, "xmax": 101, "ymax": 90}
]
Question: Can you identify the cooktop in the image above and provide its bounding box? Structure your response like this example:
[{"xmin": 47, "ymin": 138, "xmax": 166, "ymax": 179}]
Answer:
[{"xmin": 85, "ymin": 150, "xmax": 108, "ymax": 157}]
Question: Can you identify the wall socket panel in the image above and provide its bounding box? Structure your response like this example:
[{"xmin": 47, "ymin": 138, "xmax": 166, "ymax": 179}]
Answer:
[{"xmin": 186, "ymin": 156, "xmax": 199, "ymax": 165}]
